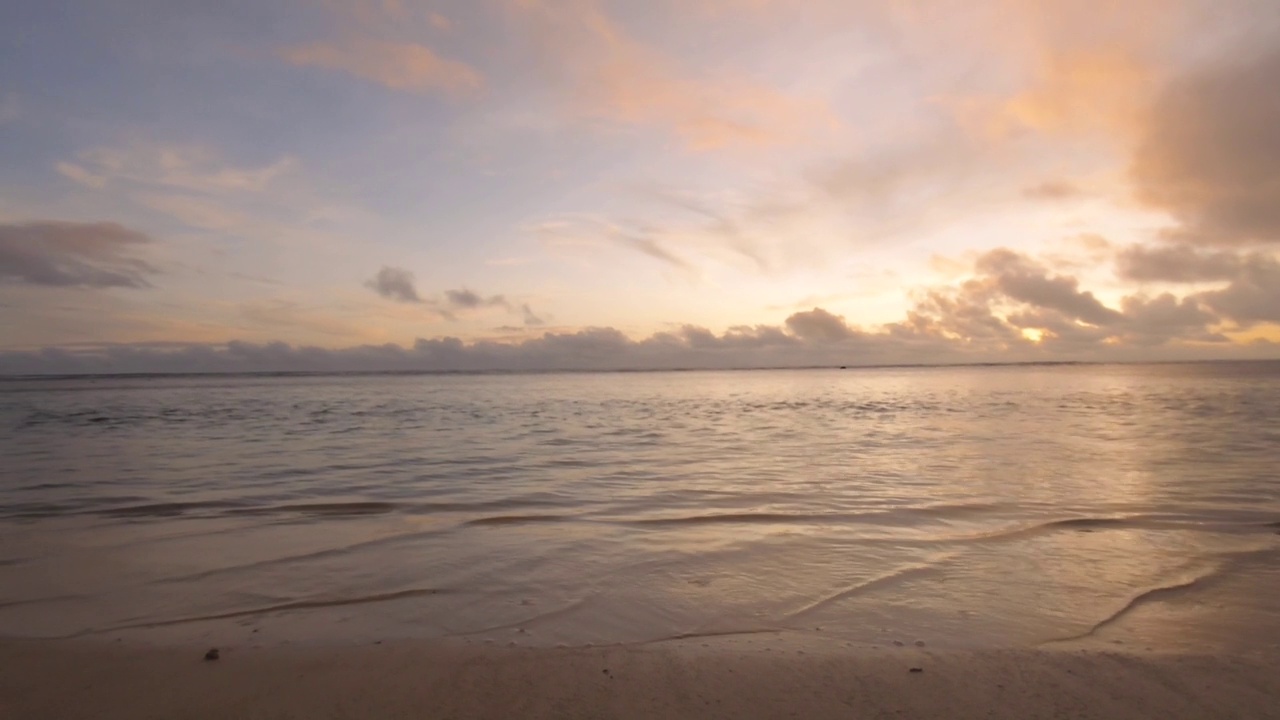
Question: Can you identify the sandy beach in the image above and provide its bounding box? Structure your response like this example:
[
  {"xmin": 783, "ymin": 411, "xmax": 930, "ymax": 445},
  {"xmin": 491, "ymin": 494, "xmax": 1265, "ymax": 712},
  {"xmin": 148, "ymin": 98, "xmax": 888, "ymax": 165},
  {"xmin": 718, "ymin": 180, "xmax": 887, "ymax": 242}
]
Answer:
[{"xmin": 3, "ymin": 634, "xmax": 1278, "ymax": 720}]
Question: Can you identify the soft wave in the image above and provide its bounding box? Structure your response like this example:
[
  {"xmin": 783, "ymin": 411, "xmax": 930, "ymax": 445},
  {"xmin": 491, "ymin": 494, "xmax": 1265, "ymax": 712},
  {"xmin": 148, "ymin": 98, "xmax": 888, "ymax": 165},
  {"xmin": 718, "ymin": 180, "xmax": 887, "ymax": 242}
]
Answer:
[
  {"xmin": 780, "ymin": 559, "xmax": 954, "ymax": 622},
  {"xmin": 465, "ymin": 514, "xmax": 576, "ymax": 526},
  {"xmin": 956, "ymin": 514, "xmax": 1280, "ymax": 545},
  {"xmin": 626, "ymin": 512, "xmax": 847, "ymax": 526},
  {"xmin": 83, "ymin": 587, "xmax": 449, "ymax": 635},
  {"xmin": 620, "ymin": 503, "xmax": 999, "ymax": 527},
  {"xmin": 0, "ymin": 496, "xmax": 566, "ymax": 521},
  {"xmin": 154, "ymin": 527, "xmax": 458, "ymax": 585},
  {"xmin": 103, "ymin": 500, "xmax": 249, "ymax": 517},
  {"xmin": 234, "ymin": 501, "xmax": 400, "ymax": 517},
  {"xmin": 1043, "ymin": 546, "xmax": 1280, "ymax": 645}
]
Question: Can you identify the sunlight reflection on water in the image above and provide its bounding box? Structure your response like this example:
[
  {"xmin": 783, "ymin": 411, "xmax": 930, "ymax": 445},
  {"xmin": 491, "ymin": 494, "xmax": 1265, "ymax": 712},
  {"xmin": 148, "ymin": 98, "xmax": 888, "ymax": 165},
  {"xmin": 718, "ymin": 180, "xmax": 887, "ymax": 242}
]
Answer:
[{"xmin": 1, "ymin": 363, "xmax": 1278, "ymax": 650}]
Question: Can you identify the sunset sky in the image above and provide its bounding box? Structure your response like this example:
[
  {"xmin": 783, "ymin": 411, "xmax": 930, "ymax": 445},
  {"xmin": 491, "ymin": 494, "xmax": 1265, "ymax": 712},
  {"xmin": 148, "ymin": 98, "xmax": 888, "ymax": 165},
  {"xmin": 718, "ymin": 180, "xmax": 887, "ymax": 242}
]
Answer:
[{"xmin": 1, "ymin": 0, "xmax": 1278, "ymax": 372}]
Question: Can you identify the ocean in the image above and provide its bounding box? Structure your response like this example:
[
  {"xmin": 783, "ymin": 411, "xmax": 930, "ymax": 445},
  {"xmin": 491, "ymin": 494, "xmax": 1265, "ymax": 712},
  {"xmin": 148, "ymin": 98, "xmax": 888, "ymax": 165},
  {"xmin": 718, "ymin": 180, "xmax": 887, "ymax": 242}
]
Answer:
[{"xmin": 2, "ymin": 362, "xmax": 1278, "ymax": 652}]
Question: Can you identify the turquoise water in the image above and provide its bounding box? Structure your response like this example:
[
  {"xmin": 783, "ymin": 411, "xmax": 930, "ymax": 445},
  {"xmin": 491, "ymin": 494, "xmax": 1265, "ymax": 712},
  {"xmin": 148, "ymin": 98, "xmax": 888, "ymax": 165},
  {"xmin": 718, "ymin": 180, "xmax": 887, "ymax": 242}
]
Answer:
[{"xmin": 1, "ymin": 363, "xmax": 1278, "ymax": 651}]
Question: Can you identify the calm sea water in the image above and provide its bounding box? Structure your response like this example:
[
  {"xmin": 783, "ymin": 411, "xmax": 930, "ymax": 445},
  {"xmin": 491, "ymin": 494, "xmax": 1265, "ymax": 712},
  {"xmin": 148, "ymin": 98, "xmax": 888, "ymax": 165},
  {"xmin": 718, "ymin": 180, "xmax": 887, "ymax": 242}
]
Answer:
[{"xmin": 1, "ymin": 363, "xmax": 1278, "ymax": 651}]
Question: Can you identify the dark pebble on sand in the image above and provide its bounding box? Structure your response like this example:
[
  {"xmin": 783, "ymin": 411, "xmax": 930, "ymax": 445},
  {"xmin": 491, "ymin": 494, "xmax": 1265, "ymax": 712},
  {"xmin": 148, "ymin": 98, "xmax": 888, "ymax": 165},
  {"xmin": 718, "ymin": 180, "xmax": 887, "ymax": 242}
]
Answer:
[
  {"xmin": 909, "ymin": 667, "xmax": 923, "ymax": 673},
  {"xmin": 204, "ymin": 648, "xmax": 220, "ymax": 661},
  {"xmin": 892, "ymin": 640, "xmax": 904, "ymax": 647}
]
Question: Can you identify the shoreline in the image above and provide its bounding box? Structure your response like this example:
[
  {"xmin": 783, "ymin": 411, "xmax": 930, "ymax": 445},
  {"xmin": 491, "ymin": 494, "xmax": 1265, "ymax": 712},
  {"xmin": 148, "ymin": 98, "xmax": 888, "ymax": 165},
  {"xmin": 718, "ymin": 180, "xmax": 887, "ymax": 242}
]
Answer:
[
  {"xmin": 4, "ymin": 357, "xmax": 1278, "ymax": 381},
  {"xmin": 3, "ymin": 635, "xmax": 1278, "ymax": 719}
]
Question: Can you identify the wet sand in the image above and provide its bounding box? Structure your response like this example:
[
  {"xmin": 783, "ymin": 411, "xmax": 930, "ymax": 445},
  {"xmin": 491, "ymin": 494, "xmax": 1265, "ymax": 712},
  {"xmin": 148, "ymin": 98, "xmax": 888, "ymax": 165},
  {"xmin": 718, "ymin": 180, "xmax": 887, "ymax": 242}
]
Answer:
[{"xmin": 3, "ymin": 635, "xmax": 1278, "ymax": 720}]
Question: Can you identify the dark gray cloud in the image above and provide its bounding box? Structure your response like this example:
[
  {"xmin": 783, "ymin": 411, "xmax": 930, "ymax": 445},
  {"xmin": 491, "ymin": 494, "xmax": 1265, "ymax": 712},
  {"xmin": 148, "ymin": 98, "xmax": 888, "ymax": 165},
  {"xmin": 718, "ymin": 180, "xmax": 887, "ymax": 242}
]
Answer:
[
  {"xmin": 366, "ymin": 268, "xmax": 542, "ymax": 325},
  {"xmin": 1114, "ymin": 243, "xmax": 1280, "ymax": 325},
  {"xmin": 1118, "ymin": 294, "xmax": 1226, "ymax": 346},
  {"xmin": 1196, "ymin": 255, "xmax": 1280, "ymax": 324},
  {"xmin": 1003, "ymin": 308, "xmax": 1112, "ymax": 350},
  {"xmin": 906, "ymin": 282, "xmax": 1024, "ymax": 347},
  {"xmin": 1132, "ymin": 50, "xmax": 1280, "ymax": 246},
  {"xmin": 976, "ymin": 249, "xmax": 1123, "ymax": 326},
  {"xmin": 785, "ymin": 308, "xmax": 859, "ymax": 342},
  {"xmin": 1116, "ymin": 244, "xmax": 1245, "ymax": 283},
  {"xmin": 915, "ymin": 283, "xmax": 1026, "ymax": 343},
  {"xmin": 0, "ymin": 221, "xmax": 156, "ymax": 288},
  {"xmin": 445, "ymin": 288, "xmax": 508, "ymax": 310},
  {"xmin": 365, "ymin": 266, "xmax": 422, "ymax": 303},
  {"xmin": 906, "ymin": 247, "xmax": 1238, "ymax": 353},
  {"xmin": 616, "ymin": 233, "xmax": 694, "ymax": 273},
  {"xmin": 445, "ymin": 288, "xmax": 483, "ymax": 308},
  {"xmin": 0, "ymin": 317, "xmax": 934, "ymax": 376},
  {"xmin": 521, "ymin": 303, "xmax": 546, "ymax": 326}
]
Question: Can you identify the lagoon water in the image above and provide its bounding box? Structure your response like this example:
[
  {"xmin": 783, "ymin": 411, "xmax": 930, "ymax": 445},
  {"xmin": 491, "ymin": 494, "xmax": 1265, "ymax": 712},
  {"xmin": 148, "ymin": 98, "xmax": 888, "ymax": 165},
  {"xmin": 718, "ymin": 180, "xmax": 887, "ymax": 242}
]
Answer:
[{"xmin": 1, "ymin": 363, "xmax": 1278, "ymax": 652}]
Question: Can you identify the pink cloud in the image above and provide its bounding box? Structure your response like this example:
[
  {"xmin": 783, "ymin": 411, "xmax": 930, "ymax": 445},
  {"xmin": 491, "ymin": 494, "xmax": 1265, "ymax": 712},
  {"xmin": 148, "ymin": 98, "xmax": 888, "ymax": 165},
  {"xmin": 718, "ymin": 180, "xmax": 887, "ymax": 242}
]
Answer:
[
  {"xmin": 281, "ymin": 40, "xmax": 482, "ymax": 97},
  {"xmin": 512, "ymin": 0, "xmax": 836, "ymax": 151}
]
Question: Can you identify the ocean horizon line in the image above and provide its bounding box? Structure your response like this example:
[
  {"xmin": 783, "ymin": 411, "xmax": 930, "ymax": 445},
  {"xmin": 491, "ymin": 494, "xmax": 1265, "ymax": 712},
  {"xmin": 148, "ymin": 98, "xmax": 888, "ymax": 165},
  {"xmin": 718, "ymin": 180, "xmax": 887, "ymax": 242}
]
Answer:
[{"xmin": 2, "ymin": 357, "xmax": 1278, "ymax": 382}]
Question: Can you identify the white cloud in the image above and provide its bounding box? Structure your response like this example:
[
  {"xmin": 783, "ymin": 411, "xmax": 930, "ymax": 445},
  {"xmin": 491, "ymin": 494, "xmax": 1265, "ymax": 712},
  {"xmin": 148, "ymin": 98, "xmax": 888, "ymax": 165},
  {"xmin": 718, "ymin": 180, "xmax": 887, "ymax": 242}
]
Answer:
[{"xmin": 61, "ymin": 143, "xmax": 296, "ymax": 195}]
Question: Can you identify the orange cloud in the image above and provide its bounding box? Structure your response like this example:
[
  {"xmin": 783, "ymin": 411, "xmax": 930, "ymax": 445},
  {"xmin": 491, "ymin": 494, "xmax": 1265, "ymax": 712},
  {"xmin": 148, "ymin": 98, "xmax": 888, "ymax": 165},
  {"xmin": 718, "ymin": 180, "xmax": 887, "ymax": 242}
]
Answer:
[
  {"xmin": 281, "ymin": 40, "xmax": 482, "ymax": 97},
  {"xmin": 512, "ymin": 0, "xmax": 835, "ymax": 151},
  {"xmin": 998, "ymin": 48, "xmax": 1151, "ymax": 136},
  {"xmin": 586, "ymin": 63, "xmax": 833, "ymax": 151},
  {"xmin": 1130, "ymin": 50, "xmax": 1280, "ymax": 246},
  {"xmin": 429, "ymin": 13, "xmax": 453, "ymax": 31},
  {"xmin": 912, "ymin": 0, "xmax": 1185, "ymax": 142}
]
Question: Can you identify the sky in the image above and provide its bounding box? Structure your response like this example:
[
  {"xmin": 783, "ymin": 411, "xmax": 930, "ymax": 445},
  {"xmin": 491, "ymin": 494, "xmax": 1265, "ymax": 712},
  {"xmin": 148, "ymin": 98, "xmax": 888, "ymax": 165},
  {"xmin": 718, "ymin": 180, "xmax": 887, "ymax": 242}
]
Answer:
[{"xmin": 1, "ymin": 0, "xmax": 1279, "ymax": 373}]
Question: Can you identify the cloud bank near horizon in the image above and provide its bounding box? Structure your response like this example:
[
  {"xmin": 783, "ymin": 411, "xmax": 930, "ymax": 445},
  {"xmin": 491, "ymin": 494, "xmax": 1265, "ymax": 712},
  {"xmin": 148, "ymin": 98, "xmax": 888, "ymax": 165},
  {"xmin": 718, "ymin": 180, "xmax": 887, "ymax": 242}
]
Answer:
[
  {"xmin": 2, "ymin": 316, "xmax": 1272, "ymax": 377},
  {"xmin": 4, "ymin": 242, "xmax": 1277, "ymax": 375}
]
